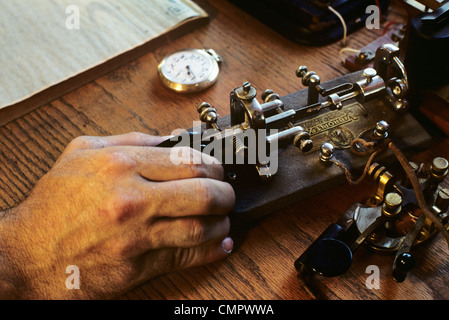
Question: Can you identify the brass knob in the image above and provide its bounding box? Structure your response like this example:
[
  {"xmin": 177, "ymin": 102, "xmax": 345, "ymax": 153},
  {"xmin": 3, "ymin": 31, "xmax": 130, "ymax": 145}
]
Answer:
[
  {"xmin": 197, "ymin": 102, "xmax": 219, "ymax": 130},
  {"xmin": 261, "ymin": 89, "xmax": 280, "ymax": 103},
  {"xmin": 296, "ymin": 66, "xmax": 308, "ymax": 78},
  {"xmin": 236, "ymin": 81, "xmax": 256, "ymax": 99},
  {"xmin": 435, "ymin": 188, "xmax": 449, "ymax": 212},
  {"xmin": 296, "ymin": 66, "xmax": 320, "ymax": 87},
  {"xmin": 430, "ymin": 157, "xmax": 449, "ymax": 180},
  {"xmin": 293, "ymin": 131, "xmax": 313, "ymax": 153},
  {"xmin": 363, "ymin": 68, "xmax": 377, "ymax": 84},
  {"xmin": 382, "ymin": 192, "xmax": 402, "ymax": 219}
]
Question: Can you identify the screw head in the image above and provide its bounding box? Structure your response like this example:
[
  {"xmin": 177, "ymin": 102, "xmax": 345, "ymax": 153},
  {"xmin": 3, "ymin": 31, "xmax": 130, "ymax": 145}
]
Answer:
[
  {"xmin": 308, "ymin": 74, "xmax": 321, "ymax": 86},
  {"xmin": 356, "ymin": 50, "xmax": 375, "ymax": 63},
  {"xmin": 320, "ymin": 142, "xmax": 334, "ymax": 164},
  {"xmin": 374, "ymin": 120, "xmax": 390, "ymax": 138},
  {"xmin": 296, "ymin": 66, "xmax": 308, "ymax": 78},
  {"xmin": 261, "ymin": 89, "xmax": 280, "ymax": 103},
  {"xmin": 320, "ymin": 142, "xmax": 334, "ymax": 157},
  {"xmin": 236, "ymin": 81, "xmax": 256, "ymax": 99},
  {"xmin": 197, "ymin": 102, "xmax": 211, "ymax": 114},
  {"xmin": 293, "ymin": 132, "xmax": 313, "ymax": 153},
  {"xmin": 382, "ymin": 192, "xmax": 402, "ymax": 219},
  {"xmin": 300, "ymin": 139, "xmax": 314, "ymax": 153},
  {"xmin": 385, "ymin": 192, "xmax": 402, "ymax": 208},
  {"xmin": 432, "ymin": 157, "xmax": 449, "ymax": 173},
  {"xmin": 227, "ymin": 172, "xmax": 237, "ymax": 181},
  {"xmin": 242, "ymin": 81, "xmax": 252, "ymax": 94},
  {"xmin": 261, "ymin": 89, "xmax": 274, "ymax": 102},
  {"xmin": 430, "ymin": 157, "xmax": 449, "ymax": 180},
  {"xmin": 436, "ymin": 188, "xmax": 449, "ymax": 212},
  {"xmin": 363, "ymin": 68, "xmax": 377, "ymax": 83},
  {"xmin": 393, "ymin": 84, "xmax": 402, "ymax": 96},
  {"xmin": 205, "ymin": 111, "xmax": 217, "ymax": 123}
]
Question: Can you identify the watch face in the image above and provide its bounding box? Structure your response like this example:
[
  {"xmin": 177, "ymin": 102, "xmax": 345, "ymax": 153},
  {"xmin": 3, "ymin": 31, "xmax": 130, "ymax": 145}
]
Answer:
[{"xmin": 158, "ymin": 49, "xmax": 220, "ymax": 92}]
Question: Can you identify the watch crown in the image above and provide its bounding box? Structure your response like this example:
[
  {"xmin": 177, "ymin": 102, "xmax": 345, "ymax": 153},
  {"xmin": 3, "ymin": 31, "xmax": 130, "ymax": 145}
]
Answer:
[{"xmin": 205, "ymin": 48, "xmax": 223, "ymax": 64}]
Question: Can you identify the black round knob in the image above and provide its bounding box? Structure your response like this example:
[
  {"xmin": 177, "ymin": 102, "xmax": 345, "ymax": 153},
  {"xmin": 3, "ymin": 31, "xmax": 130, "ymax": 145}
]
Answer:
[{"xmin": 306, "ymin": 238, "xmax": 353, "ymax": 277}]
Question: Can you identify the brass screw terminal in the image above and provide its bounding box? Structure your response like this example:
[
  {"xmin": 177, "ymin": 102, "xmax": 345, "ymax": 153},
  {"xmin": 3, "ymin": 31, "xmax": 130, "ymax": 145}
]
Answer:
[
  {"xmin": 435, "ymin": 188, "xmax": 449, "ymax": 213},
  {"xmin": 373, "ymin": 120, "xmax": 390, "ymax": 139},
  {"xmin": 382, "ymin": 192, "xmax": 402, "ymax": 220},
  {"xmin": 363, "ymin": 68, "xmax": 377, "ymax": 84},
  {"xmin": 430, "ymin": 157, "xmax": 449, "ymax": 181},
  {"xmin": 197, "ymin": 102, "xmax": 219, "ymax": 130},
  {"xmin": 261, "ymin": 89, "xmax": 280, "ymax": 103},
  {"xmin": 294, "ymin": 132, "xmax": 313, "ymax": 153},
  {"xmin": 236, "ymin": 81, "xmax": 257, "ymax": 100},
  {"xmin": 320, "ymin": 142, "xmax": 334, "ymax": 164}
]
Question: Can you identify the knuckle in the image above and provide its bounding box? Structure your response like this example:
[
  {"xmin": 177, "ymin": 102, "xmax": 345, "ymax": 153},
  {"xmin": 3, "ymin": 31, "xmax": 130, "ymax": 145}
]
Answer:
[
  {"xmin": 69, "ymin": 135, "xmax": 108, "ymax": 150},
  {"xmin": 173, "ymin": 247, "xmax": 194, "ymax": 269},
  {"xmin": 186, "ymin": 162, "xmax": 223, "ymax": 182},
  {"xmin": 171, "ymin": 147, "xmax": 223, "ymax": 179},
  {"xmin": 114, "ymin": 194, "xmax": 140, "ymax": 222},
  {"xmin": 66, "ymin": 136, "xmax": 92, "ymax": 151},
  {"xmin": 186, "ymin": 163, "xmax": 210, "ymax": 180},
  {"xmin": 182, "ymin": 147, "xmax": 202, "ymax": 164},
  {"xmin": 106, "ymin": 238, "xmax": 129, "ymax": 258},
  {"xmin": 100, "ymin": 190, "xmax": 141, "ymax": 223},
  {"xmin": 126, "ymin": 131, "xmax": 142, "ymax": 139},
  {"xmin": 181, "ymin": 149, "xmax": 202, "ymax": 168},
  {"xmin": 97, "ymin": 149, "xmax": 136, "ymax": 173},
  {"xmin": 125, "ymin": 132, "xmax": 146, "ymax": 143},
  {"xmin": 187, "ymin": 218, "xmax": 206, "ymax": 245},
  {"xmin": 194, "ymin": 179, "xmax": 214, "ymax": 213}
]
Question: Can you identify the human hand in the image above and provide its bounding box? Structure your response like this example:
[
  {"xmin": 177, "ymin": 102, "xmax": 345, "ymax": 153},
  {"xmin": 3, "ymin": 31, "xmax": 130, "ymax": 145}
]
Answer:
[{"xmin": 0, "ymin": 132, "xmax": 235, "ymax": 299}]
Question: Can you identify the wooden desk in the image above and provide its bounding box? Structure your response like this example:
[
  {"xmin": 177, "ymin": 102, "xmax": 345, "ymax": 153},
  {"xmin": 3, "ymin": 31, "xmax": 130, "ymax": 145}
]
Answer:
[{"xmin": 0, "ymin": 0, "xmax": 448, "ymax": 300}]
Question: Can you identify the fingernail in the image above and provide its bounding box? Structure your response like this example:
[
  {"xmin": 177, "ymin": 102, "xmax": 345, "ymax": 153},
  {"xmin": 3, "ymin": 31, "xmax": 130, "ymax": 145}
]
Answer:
[{"xmin": 222, "ymin": 237, "xmax": 234, "ymax": 253}]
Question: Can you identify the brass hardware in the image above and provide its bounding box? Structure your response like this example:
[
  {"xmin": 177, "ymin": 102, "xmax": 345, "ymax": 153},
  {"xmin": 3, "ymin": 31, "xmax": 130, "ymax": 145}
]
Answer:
[
  {"xmin": 373, "ymin": 44, "xmax": 409, "ymax": 111},
  {"xmin": 296, "ymin": 155, "xmax": 449, "ymax": 284},
  {"xmin": 296, "ymin": 66, "xmax": 321, "ymax": 105},
  {"xmin": 430, "ymin": 157, "xmax": 449, "ymax": 181},
  {"xmin": 159, "ymin": 44, "xmax": 433, "ymax": 236},
  {"xmin": 368, "ymin": 163, "xmax": 394, "ymax": 206},
  {"xmin": 319, "ymin": 143, "xmax": 334, "ymax": 165},
  {"xmin": 435, "ymin": 188, "xmax": 449, "ymax": 213},
  {"xmin": 356, "ymin": 50, "xmax": 375, "ymax": 64},
  {"xmin": 363, "ymin": 68, "xmax": 377, "ymax": 84},
  {"xmin": 189, "ymin": 45, "xmax": 410, "ymax": 183},
  {"xmin": 373, "ymin": 120, "xmax": 390, "ymax": 139},
  {"xmin": 382, "ymin": 192, "xmax": 402, "ymax": 219},
  {"xmin": 197, "ymin": 102, "xmax": 220, "ymax": 130}
]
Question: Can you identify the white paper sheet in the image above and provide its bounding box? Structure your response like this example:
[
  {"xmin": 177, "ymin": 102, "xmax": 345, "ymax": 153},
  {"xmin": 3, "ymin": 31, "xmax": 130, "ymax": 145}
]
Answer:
[{"xmin": 0, "ymin": 0, "xmax": 207, "ymax": 109}]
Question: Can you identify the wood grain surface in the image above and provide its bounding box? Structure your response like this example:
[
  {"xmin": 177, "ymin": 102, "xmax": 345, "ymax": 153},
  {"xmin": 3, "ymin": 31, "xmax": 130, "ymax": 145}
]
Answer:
[{"xmin": 0, "ymin": 0, "xmax": 448, "ymax": 300}]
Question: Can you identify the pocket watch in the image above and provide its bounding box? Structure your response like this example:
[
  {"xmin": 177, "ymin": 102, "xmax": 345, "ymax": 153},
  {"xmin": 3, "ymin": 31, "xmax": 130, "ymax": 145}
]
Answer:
[{"xmin": 158, "ymin": 48, "xmax": 222, "ymax": 93}]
